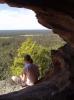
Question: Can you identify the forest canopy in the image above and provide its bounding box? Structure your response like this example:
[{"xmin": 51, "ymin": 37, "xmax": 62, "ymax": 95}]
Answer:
[{"xmin": 0, "ymin": 32, "xmax": 65, "ymax": 80}]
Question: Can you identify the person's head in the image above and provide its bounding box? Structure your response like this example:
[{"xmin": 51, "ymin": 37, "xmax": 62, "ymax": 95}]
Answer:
[{"xmin": 24, "ymin": 54, "xmax": 33, "ymax": 63}]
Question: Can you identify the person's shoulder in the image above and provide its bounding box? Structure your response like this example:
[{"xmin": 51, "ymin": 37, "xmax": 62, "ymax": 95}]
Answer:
[{"xmin": 25, "ymin": 63, "xmax": 31, "ymax": 68}]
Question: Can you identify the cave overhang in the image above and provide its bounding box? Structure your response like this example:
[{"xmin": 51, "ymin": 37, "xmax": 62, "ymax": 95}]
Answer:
[{"xmin": 0, "ymin": 0, "xmax": 74, "ymax": 46}]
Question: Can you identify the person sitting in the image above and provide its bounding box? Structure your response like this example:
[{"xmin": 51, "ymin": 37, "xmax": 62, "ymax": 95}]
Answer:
[
  {"xmin": 20, "ymin": 54, "xmax": 40, "ymax": 86},
  {"xmin": 11, "ymin": 54, "xmax": 40, "ymax": 86}
]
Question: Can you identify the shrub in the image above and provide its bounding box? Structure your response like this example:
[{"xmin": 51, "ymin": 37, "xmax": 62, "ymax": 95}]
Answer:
[{"xmin": 10, "ymin": 38, "xmax": 51, "ymax": 78}]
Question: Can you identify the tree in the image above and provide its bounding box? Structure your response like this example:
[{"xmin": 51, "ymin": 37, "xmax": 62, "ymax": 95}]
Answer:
[{"xmin": 10, "ymin": 38, "xmax": 51, "ymax": 78}]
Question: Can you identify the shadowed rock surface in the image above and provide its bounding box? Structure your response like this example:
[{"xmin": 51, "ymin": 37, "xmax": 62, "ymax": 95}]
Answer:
[{"xmin": 0, "ymin": 0, "xmax": 74, "ymax": 100}]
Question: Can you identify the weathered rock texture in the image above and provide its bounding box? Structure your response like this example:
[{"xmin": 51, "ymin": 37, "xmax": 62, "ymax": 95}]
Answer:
[{"xmin": 0, "ymin": 0, "xmax": 74, "ymax": 100}]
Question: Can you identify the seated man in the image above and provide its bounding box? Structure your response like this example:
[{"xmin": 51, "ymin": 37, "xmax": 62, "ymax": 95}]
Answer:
[{"xmin": 12, "ymin": 54, "xmax": 40, "ymax": 86}]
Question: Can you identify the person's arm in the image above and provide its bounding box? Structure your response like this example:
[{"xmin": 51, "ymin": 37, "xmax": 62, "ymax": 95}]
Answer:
[{"xmin": 20, "ymin": 68, "xmax": 26, "ymax": 82}]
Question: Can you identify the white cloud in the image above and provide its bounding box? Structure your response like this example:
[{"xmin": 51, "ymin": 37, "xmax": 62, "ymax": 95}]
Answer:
[{"xmin": 0, "ymin": 5, "xmax": 47, "ymax": 30}]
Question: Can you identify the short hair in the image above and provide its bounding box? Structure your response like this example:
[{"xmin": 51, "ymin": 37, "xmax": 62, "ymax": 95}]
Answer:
[
  {"xmin": 24, "ymin": 54, "xmax": 33, "ymax": 63},
  {"xmin": 30, "ymin": 58, "xmax": 33, "ymax": 63},
  {"xmin": 24, "ymin": 54, "xmax": 31, "ymax": 61}
]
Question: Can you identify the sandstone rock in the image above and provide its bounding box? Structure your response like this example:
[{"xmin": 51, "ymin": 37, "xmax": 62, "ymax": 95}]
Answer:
[
  {"xmin": 0, "ymin": 0, "xmax": 74, "ymax": 99},
  {"xmin": 0, "ymin": 79, "xmax": 24, "ymax": 95}
]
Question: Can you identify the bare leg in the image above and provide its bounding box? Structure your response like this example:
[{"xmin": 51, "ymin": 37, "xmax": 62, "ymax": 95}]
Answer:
[
  {"xmin": 19, "ymin": 74, "xmax": 27, "ymax": 87},
  {"xmin": 11, "ymin": 76, "xmax": 21, "ymax": 84}
]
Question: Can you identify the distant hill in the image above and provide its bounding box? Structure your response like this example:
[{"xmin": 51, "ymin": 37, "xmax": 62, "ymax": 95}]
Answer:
[{"xmin": 0, "ymin": 30, "xmax": 52, "ymax": 36}]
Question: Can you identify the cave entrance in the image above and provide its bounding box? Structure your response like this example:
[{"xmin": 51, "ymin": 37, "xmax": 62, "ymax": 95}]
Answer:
[{"xmin": 0, "ymin": 3, "xmax": 66, "ymax": 95}]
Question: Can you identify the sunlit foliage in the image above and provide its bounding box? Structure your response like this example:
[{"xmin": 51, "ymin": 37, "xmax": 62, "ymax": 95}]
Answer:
[{"xmin": 10, "ymin": 38, "xmax": 51, "ymax": 77}]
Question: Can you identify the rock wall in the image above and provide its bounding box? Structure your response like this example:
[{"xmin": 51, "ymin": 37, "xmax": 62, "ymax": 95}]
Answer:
[{"xmin": 0, "ymin": 0, "xmax": 74, "ymax": 99}]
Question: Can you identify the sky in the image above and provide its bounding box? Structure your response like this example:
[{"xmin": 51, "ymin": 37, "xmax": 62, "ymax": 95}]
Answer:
[{"xmin": 0, "ymin": 4, "xmax": 48, "ymax": 30}]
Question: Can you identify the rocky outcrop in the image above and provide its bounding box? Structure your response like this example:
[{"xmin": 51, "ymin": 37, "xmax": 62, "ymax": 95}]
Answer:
[
  {"xmin": 0, "ymin": 79, "xmax": 24, "ymax": 95},
  {"xmin": 38, "ymin": 43, "xmax": 74, "ymax": 88},
  {"xmin": 0, "ymin": 0, "xmax": 74, "ymax": 99}
]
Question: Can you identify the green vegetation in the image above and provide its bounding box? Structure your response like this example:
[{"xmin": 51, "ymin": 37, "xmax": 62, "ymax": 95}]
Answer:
[
  {"xmin": 0, "ymin": 31, "xmax": 65, "ymax": 80},
  {"xmin": 10, "ymin": 38, "xmax": 51, "ymax": 77},
  {"xmin": 0, "ymin": 37, "xmax": 25, "ymax": 80}
]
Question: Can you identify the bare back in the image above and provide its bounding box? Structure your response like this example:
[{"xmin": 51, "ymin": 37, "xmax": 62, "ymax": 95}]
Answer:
[{"xmin": 24, "ymin": 63, "xmax": 40, "ymax": 85}]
